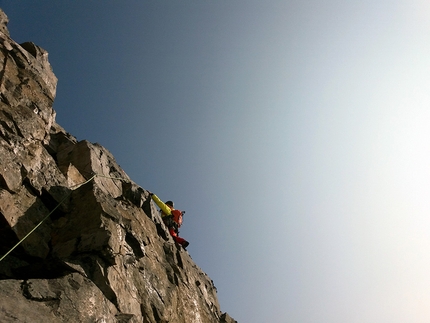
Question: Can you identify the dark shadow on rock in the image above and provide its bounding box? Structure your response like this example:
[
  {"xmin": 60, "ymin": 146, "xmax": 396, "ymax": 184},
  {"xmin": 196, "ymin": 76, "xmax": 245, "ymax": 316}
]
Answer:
[
  {"xmin": 155, "ymin": 222, "xmax": 170, "ymax": 241},
  {"xmin": 0, "ymin": 211, "xmax": 32, "ymax": 279},
  {"xmin": 0, "ymin": 184, "xmax": 72, "ymax": 279},
  {"xmin": 115, "ymin": 313, "xmax": 136, "ymax": 323},
  {"xmin": 141, "ymin": 191, "xmax": 154, "ymax": 220},
  {"xmin": 125, "ymin": 231, "xmax": 145, "ymax": 259},
  {"xmin": 12, "ymin": 258, "xmax": 75, "ymax": 279},
  {"xmin": 122, "ymin": 181, "xmax": 145, "ymax": 209},
  {"xmin": 44, "ymin": 129, "xmax": 77, "ymax": 163}
]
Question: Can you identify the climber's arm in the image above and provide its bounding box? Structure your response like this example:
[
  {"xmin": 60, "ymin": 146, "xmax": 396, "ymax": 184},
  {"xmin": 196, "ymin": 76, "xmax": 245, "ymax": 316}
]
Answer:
[{"xmin": 151, "ymin": 194, "xmax": 172, "ymax": 216}]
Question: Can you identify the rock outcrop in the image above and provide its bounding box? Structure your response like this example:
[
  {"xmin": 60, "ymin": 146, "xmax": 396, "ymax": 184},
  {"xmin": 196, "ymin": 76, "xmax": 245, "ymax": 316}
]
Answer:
[{"xmin": 0, "ymin": 8, "xmax": 236, "ymax": 323}]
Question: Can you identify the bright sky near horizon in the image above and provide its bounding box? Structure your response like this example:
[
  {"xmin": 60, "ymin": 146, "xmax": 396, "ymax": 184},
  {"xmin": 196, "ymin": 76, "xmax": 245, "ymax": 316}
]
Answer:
[{"xmin": 2, "ymin": 1, "xmax": 430, "ymax": 322}]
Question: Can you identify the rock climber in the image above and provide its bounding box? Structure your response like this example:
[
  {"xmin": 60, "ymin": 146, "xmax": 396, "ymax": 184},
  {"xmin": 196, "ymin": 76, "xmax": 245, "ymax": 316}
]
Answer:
[{"xmin": 148, "ymin": 192, "xmax": 189, "ymax": 249}]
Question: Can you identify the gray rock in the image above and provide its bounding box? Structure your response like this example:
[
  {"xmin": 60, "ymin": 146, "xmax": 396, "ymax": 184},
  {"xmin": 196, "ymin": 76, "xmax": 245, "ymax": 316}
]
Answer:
[{"xmin": 0, "ymin": 8, "xmax": 235, "ymax": 323}]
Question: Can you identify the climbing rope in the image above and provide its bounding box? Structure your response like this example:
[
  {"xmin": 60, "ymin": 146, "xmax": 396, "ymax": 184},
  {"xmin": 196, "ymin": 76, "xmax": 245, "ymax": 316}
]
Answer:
[{"xmin": 0, "ymin": 173, "xmax": 131, "ymax": 263}]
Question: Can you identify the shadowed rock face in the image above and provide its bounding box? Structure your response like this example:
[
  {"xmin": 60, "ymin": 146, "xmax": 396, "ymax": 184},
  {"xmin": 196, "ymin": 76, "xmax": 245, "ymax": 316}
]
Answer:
[{"xmin": 0, "ymin": 8, "xmax": 236, "ymax": 323}]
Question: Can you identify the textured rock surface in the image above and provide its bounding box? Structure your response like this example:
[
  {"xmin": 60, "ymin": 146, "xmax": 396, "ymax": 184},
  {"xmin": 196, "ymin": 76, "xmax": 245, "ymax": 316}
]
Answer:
[{"xmin": 0, "ymin": 8, "xmax": 236, "ymax": 323}]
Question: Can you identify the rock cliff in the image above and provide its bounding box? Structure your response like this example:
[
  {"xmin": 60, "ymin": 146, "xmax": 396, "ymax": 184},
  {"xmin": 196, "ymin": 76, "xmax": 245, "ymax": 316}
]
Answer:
[{"xmin": 0, "ymin": 9, "xmax": 236, "ymax": 323}]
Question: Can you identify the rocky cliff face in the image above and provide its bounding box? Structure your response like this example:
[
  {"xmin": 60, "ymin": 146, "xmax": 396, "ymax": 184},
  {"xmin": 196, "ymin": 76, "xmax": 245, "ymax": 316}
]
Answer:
[{"xmin": 0, "ymin": 9, "xmax": 236, "ymax": 323}]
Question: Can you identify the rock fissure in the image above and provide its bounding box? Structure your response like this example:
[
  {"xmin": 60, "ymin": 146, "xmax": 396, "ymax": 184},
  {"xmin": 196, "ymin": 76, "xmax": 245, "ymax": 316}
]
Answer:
[{"xmin": 20, "ymin": 280, "xmax": 61, "ymax": 302}]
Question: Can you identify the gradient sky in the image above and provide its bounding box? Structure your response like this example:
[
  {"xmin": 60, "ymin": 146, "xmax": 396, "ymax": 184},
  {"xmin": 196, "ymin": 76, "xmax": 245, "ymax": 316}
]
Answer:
[{"xmin": 2, "ymin": 1, "xmax": 430, "ymax": 322}]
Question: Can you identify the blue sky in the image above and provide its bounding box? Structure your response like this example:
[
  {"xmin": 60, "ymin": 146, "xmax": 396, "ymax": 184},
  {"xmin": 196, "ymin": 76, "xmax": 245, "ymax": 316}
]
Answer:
[{"xmin": 2, "ymin": 1, "xmax": 430, "ymax": 322}]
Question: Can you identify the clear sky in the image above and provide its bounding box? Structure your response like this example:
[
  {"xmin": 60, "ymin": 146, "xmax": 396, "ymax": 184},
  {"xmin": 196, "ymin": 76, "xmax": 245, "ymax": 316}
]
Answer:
[{"xmin": 2, "ymin": 1, "xmax": 430, "ymax": 322}]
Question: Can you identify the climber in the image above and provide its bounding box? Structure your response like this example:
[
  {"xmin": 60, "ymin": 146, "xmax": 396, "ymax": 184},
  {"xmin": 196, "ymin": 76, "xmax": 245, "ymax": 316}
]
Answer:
[{"xmin": 148, "ymin": 192, "xmax": 189, "ymax": 249}]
